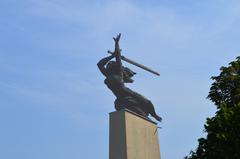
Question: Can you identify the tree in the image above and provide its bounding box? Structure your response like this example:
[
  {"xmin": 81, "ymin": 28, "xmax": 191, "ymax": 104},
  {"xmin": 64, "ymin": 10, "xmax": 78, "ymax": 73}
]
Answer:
[
  {"xmin": 208, "ymin": 57, "xmax": 240, "ymax": 107},
  {"xmin": 185, "ymin": 57, "xmax": 240, "ymax": 159}
]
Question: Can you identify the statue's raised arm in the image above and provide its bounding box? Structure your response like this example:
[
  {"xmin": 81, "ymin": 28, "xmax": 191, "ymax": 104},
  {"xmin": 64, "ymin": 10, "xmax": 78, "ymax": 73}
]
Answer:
[
  {"xmin": 97, "ymin": 53, "xmax": 115, "ymax": 77},
  {"xmin": 113, "ymin": 33, "xmax": 123, "ymax": 79}
]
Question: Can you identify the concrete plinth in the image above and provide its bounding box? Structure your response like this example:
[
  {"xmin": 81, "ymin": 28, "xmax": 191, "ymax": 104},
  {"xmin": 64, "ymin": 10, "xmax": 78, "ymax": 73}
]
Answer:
[{"xmin": 109, "ymin": 109, "xmax": 161, "ymax": 159}]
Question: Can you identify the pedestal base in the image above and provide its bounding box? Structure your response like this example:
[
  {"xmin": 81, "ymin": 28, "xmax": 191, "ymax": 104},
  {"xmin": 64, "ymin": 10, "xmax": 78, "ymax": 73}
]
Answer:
[{"xmin": 109, "ymin": 109, "xmax": 161, "ymax": 159}]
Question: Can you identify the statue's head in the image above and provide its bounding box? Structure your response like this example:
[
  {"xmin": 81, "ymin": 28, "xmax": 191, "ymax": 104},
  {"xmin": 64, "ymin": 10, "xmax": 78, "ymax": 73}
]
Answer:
[
  {"xmin": 106, "ymin": 61, "xmax": 136, "ymax": 83},
  {"xmin": 106, "ymin": 61, "xmax": 117, "ymax": 71}
]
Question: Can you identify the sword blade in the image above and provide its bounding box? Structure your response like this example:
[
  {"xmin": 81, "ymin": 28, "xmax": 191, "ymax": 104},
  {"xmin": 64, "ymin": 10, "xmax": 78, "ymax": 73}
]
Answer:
[
  {"xmin": 121, "ymin": 56, "xmax": 160, "ymax": 76},
  {"xmin": 107, "ymin": 51, "xmax": 160, "ymax": 76}
]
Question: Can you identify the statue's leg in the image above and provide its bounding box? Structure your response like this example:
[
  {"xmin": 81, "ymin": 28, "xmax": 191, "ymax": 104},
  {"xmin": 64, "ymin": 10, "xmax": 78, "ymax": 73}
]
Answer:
[
  {"xmin": 122, "ymin": 87, "xmax": 162, "ymax": 121},
  {"xmin": 145, "ymin": 100, "xmax": 162, "ymax": 121},
  {"xmin": 114, "ymin": 99, "xmax": 123, "ymax": 110},
  {"xmin": 114, "ymin": 97, "xmax": 148, "ymax": 117},
  {"xmin": 123, "ymin": 87, "xmax": 154, "ymax": 113}
]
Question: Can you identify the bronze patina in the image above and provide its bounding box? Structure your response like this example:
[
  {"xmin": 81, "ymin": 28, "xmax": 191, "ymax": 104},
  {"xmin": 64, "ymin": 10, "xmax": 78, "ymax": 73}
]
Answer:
[{"xmin": 97, "ymin": 34, "xmax": 162, "ymax": 122}]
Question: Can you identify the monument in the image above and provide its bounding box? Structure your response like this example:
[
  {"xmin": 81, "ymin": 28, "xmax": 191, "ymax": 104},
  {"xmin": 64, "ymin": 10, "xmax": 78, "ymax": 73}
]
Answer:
[{"xmin": 97, "ymin": 34, "xmax": 162, "ymax": 159}]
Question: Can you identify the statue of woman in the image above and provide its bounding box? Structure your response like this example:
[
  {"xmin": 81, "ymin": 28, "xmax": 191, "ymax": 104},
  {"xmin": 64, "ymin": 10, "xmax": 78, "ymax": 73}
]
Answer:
[{"xmin": 97, "ymin": 34, "xmax": 162, "ymax": 122}]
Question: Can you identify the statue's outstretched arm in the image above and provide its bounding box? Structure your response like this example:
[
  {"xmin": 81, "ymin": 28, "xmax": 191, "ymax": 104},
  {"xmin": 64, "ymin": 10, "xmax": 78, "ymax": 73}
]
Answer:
[
  {"xmin": 113, "ymin": 33, "xmax": 123, "ymax": 79},
  {"xmin": 97, "ymin": 54, "xmax": 115, "ymax": 76}
]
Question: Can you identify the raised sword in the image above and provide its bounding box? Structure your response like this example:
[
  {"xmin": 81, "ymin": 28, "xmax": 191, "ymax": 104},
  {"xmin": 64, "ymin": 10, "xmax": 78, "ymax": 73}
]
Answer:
[{"xmin": 107, "ymin": 51, "xmax": 160, "ymax": 76}]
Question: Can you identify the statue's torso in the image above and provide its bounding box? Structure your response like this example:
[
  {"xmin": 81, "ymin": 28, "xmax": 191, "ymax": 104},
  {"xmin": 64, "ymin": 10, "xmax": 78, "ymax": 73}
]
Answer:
[{"xmin": 104, "ymin": 75, "xmax": 126, "ymax": 98}]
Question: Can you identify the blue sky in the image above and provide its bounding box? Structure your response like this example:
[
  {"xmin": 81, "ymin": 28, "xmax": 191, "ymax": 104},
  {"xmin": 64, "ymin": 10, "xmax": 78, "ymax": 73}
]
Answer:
[{"xmin": 1, "ymin": 0, "xmax": 240, "ymax": 159}]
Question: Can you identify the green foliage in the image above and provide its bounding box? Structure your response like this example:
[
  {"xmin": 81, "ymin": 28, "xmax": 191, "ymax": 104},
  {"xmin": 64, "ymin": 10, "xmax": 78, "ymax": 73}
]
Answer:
[
  {"xmin": 208, "ymin": 56, "xmax": 240, "ymax": 107},
  {"xmin": 185, "ymin": 57, "xmax": 240, "ymax": 159}
]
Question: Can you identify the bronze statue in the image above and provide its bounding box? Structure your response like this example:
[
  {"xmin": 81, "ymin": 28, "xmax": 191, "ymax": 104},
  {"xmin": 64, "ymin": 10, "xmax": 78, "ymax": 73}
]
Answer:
[{"xmin": 97, "ymin": 34, "xmax": 162, "ymax": 122}]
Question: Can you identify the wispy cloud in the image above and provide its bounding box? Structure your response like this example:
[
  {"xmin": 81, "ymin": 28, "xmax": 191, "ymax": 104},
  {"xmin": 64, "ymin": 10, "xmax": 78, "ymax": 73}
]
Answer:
[{"xmin": 26, "ymin": 0, "xmax": 240, "ymax": 62}]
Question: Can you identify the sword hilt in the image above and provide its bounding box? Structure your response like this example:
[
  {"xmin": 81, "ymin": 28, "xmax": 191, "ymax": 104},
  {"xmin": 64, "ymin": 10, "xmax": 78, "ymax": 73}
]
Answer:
[
  {"xmin": 107, "ymin": 50, "xmax": 125, "ymax": 58},
  {"xmin": 107, "ymin": 50, "xmax": 114, "ymax": 54}
]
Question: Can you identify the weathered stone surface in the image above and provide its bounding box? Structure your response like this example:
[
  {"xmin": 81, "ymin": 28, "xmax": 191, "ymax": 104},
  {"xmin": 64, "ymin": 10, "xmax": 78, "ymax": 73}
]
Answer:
[{"xmin": 109, "ymin": 109, "xmax": 161, "ymax": 159}]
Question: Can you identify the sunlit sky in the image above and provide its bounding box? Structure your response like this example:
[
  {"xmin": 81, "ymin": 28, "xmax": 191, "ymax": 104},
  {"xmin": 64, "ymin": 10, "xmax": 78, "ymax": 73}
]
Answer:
[{"xmin": 1, "ymin": 0, "xmax": 240, "ymax": 159}]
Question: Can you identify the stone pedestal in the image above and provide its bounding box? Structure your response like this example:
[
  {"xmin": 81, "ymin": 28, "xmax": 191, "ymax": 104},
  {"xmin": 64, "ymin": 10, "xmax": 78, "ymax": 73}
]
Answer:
[{"xmin": 109, "ymin": 109, "xmax": 161, "ymax": 159}]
